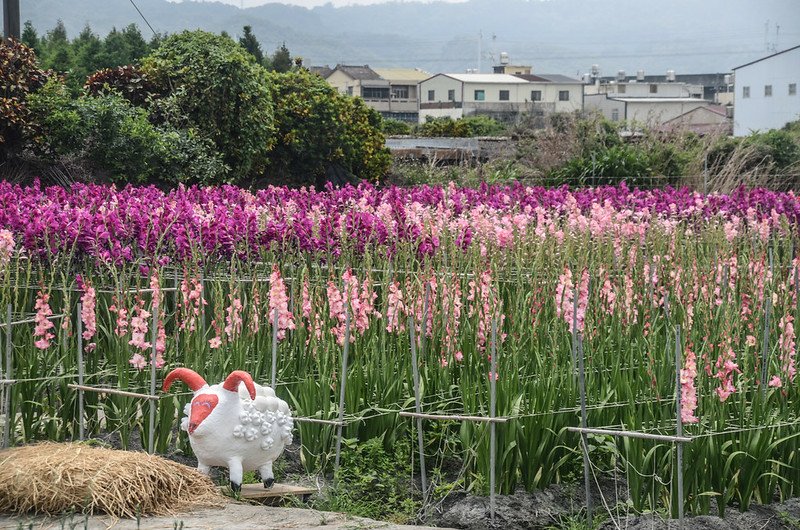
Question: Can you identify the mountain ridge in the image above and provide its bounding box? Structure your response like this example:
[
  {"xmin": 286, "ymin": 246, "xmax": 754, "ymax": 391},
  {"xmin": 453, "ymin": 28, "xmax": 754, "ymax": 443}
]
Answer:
[{"xmin": 14, "ymin": 0, "xmax": 800, "ymax": 75}]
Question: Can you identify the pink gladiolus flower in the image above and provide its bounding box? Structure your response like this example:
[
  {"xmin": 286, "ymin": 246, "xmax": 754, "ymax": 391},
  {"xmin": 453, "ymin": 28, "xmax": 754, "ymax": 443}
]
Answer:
[
  {"xmin": 129, "ymin": 353, "xmax": 146, "ymax": 370},
  {"xmin": 0, "ymin": 229, "xmax": 15, "ymax": 268},
  {"xmin": 385, "ymin": 281, "xmax": 406, "ymax": 333},
  {"xmin": 80, "ymin": 281, "xmax": 97, "ymax": 351},
  {"xmin": 680, "ymin": 346, "xmax": 699, "ymax": 424},
  {"xmin": 209, "ymin": 336, "xmax": 222, "ymax": 349},
  {"xmin": 778, "ymin": 314, "xmax": 796, "ymax": 383},
  {"xmin": 225, "ymin": 296, "xmax": 243, "ymax": 340},
  {"xmin": 454, "ymin": 351, "xmax": 464, "ymax": 362},
  {"xmin": 268, "ymin": 265, "xmax": 295, "ymax": 341},
  {"xmin": 128, "ymin": 298, "xmax": 151, "ymax": 351},
  {"xmin": 33, "ymin": 291, "xmax": 55, "ymax": 350},
  {"xmin": 745, "ymin": 335, "xmax": 757, "ymax": 347},
  {"xmin": 768, "ymin": 375, "xmax": 782, "ymax": 388}
]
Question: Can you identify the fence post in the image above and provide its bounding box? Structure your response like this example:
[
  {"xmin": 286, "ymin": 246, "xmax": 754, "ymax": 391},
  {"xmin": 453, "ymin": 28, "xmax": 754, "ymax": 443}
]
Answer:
[
  {"xmin": 489, "ymin": 316, "xmax": 498, "ymax": 524},
  {"xmin": 703, "ymin": 155, "xmax": 708, "ymax": 195},
  {"xmin": 148, "ymin": 304, "xmax": 158, "ymax": 454},
  {"xmin": 77, "ymin": 303, "xmax": 85, "ymax": 441},
  {"xmin": 408, "ymin": 313, "xmax": 427, "ymax": 502},
  {"xmin": 2, "ymin": 304, "xmax": 11, "ymax": 448},
  {"xmin": 333, "ymin": 295, "xmax": 351, "ymax": 479},
  {"xmin": 675, "ymin": 325, "xmax": 684, "ymax": 529},
  {"xmin": 271, "ymin": 307, "xmax": 279, "ymax": 389}
]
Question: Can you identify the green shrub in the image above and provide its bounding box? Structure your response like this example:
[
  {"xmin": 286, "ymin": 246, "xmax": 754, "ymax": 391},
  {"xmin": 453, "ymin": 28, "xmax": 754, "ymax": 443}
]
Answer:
[
  {"xmin": 28, "ymin": 79, "xmax": 227, "ymax": 184},
  {"xmin": 142, "ymin": 31, "xmax": 275, "ymax": 180},
  {"xmin": 550, "ymin": 144, "xmax": 653, "ymax": 186},
  {"xmin": 382, "ymin": 118, "xmax": 412, "ymax": 136},
  {"xmin": 416, "ymin": 115, "xmax": 505, "ymax": 137},
  {"xmin": 266, "ymin": 69, "xmax": 390, "ymax": 183},
  {"xmin": 1, "ymin": 39, "xmax": 51, "ymax": 160},
  {"xmin": 322, "ymin": 437, "xmax": 418, "ymax": 522}
]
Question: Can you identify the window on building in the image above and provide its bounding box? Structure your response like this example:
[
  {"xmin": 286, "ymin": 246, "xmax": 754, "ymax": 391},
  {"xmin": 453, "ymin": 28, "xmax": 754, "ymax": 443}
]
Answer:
[
  {"xmin": 499, "ymin": 90, "xmax": 510, "ymax": 101},
  {"xmin": 558, "ymin": 90, "xmax": 570, "ymax": 101},
  {"xmin": 617, "ymin": 84, "xmax": 626, "ymax": 94},
  {"xmin": 362, "ymin": 87, "xmax": 390, "ymax": 99},
  {"xmin": 611, "ymin": 108, "xmax": 619, "ymax": 122},
  {"xmin": 347, "ymin": 86, "xmax": 353, "ymax": 96},
  {"xmin": 474, "ymin": 89, "xmax": 485, "ymax": 101},
  {"xmin": 428, "ymin": 90, "xmax": 435, "ymax": 102},
  {"xmin": 765, "ymin": 85, "xmax": 773, "ymax": 97},
  {"xmin": 531, "ymin": 90, "xmax": 542, "ymax": 101},
  {"xmin": 392, "ymin": 86, "xmax": 409, "ymax": 99},
  {"xmin": 448, "ymin": 89, "xmax": 455, "ymax": 101},
  {"xmin": 742, "ymin": 86, "xmax": 750, "ymax": 98},
  {"xmin": 650, "ymin": 84, "xmax": 658, "ymax": 94},
  {"xmin": 790, "ymin": 83, "xmax": 797, "ymax": 96}
]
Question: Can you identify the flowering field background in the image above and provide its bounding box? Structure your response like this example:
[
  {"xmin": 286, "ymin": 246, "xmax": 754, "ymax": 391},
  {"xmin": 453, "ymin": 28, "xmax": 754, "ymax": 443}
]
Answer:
[{"xmin": 1, "ymin": 180, "xmax": 799, "ymax": 517}]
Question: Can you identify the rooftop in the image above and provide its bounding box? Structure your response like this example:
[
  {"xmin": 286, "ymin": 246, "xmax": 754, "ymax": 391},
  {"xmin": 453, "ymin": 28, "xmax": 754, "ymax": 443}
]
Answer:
[
  {"xmin": 373, "ymin": 68, "xmax": 430, "ymax": 82},
  {"xmin": 438, "ymin": 73, "xmax": 532, "ymax": 84},
  {"xmin": 332, "ymin": 64, "xmax": 382, "ymax": 81}
]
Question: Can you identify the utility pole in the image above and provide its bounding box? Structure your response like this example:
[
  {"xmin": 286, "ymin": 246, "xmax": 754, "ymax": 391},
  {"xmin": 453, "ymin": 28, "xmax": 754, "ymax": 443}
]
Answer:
[{"xmin": 3, "ymin": 0, "xmax": 20, "ymax": 39}]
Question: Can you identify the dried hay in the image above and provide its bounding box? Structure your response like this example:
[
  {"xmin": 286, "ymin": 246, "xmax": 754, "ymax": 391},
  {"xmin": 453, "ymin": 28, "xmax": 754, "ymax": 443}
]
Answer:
[{"xmin": 0, "ymin": 442, "xmax": 224, "ymax": 518}]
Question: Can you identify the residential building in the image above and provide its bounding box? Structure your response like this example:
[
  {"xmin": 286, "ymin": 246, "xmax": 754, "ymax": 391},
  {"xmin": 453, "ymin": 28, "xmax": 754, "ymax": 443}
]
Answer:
[
  {"xmin": 732, "ymin": 44, "xmax": 800, "ymax": 136},
  {"xmin": 596, "ymin": 72, "xmax": 733, "ymax": 102},
  {"xmin": 320, "ymin": 64, "xmax": 428, "ymax": 123},
  {"xmin": 372, "ymin": 68, "xmax": 431, "ymax": 122},
  {"xmin": 418, "ymin": 73, "xmax": 583, "ymax": 124},
  {"xmin": 585, "ymin": 94, "xmax": 710, "ymax": 125},
  {"xmin": 586, "ymin": 79, "xmax": 703, "ymax": 99},
  {"xmin": 658, "ymin": 104, "xmax": 733, "ymax": 135}
]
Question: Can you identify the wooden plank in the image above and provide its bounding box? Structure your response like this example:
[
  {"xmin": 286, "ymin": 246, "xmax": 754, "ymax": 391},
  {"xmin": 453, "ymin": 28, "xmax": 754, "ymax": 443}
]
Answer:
[{"xmin": 220, "ymin": 483, "xmax": 316, "ymax": 503}]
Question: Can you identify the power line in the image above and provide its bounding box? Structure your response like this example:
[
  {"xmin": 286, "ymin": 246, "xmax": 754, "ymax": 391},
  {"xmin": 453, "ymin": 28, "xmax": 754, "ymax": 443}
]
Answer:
[{"xmin": 128, "ymin": 0, "xmax": 157, "ymax": 36}]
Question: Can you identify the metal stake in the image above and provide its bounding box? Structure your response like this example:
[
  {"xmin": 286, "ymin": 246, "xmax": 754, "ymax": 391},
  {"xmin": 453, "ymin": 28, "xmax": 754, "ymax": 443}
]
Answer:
[
  {"xmin": 334, "ymin": 297, "xmax": 351, "ymax": 478},
  {"xmin": 489, "ymin": 316, "xmax": 498, "ymax": 524},
  {"xmin": 578, "ymin": 332, "xmax": 592, "ymax": 527},
  {"xmin": 675, "ymin": 326, "xmax": 684, "ymax": 528},
  {"xmin": 761, "ymin": 248, "xmax": 773, "ymax": 394},
  {"xmin": 271, "ymin": 307, "xmax": 279, "ymax": 389},
  {"xmin": 148, "ymin": 304, "xmax": 158, "ymax": 454},
  {"xmin": 409, "ymin": 314, "xmax": 427, "ymax": 501},
  {"xmin": 2, "ymin": 304, "xmax": 11, "ymax": 448},
  {"xmin": 77, "ymin": 303, "xmax": 85, "ymax": 441}
]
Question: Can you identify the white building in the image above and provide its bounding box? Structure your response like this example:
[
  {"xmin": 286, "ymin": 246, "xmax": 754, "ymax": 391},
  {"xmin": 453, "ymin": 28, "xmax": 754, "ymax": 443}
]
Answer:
[
  {"xmin": 732, "ymin": 44, "xmax": 800, "ymax": 136},
  {"xmin": 585, "ymin": 94, "xmax": 710, "ymax": 125},
  {"xmin": 418, "ymin": 73, "xmax": 583, "ymax": 124}
]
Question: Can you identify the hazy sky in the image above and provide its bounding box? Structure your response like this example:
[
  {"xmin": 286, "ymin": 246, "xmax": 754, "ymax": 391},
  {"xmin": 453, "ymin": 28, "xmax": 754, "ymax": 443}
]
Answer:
[{"xmin": 175, "ymin": 0, "xmax": 467, "ymax": 7}]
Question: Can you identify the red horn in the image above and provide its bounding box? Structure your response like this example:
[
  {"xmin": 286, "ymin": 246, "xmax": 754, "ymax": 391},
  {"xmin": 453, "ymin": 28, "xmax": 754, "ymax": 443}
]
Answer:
[
  {"xmin": 163, "ymin": 368, "xmax": 207, "ymax": 393},
  {"xmin": 222, "ymin": 370, "xmax": 256, "ymax": 399}
]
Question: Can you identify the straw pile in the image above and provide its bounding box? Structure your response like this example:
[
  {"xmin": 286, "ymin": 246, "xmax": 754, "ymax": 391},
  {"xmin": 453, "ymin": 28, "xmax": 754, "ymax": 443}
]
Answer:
[{"xmin": 0, "ymin": 443, "xmax": 225, "ymax": 517}]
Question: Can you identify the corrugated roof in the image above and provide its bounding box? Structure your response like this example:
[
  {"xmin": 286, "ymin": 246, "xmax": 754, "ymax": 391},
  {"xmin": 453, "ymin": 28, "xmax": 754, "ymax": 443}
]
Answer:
[
  {"xmin": 334, "ymin": 65, "xmax": 382, "ymax": 80},
  {"xmin": 535, "ymin": 74, "xmax": 584, "ymax": 84},
  {"xmin": 440, "ymin": 73, "xmax": 532, "ymax": 84},
  {"xmin": 373, "ymin": 68, "xmax": 430, "ymax": 82},
  {"xmin": 610, "ymin": 97, "xmax": 708, "ymax": 103}
]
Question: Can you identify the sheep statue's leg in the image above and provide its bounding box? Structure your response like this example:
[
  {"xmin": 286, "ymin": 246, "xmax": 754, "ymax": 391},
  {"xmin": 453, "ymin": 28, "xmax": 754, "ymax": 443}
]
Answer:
[
  {"xmin": 197, "ymin": 462, "xmax": 211, "ymax": 476},
  {"xmin": 259, "ymin": 461, "xmax": 275, "ymax": 489},
  {"xmin": 228, "ymin": 458, "xmax": 244, "ymax": 493}
]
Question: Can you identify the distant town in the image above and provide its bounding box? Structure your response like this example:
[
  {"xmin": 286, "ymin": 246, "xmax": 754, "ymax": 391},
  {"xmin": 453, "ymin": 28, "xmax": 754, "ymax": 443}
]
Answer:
[{"xmin": 312, "ymin": 44, "xmax": 800, "ymax": 137}]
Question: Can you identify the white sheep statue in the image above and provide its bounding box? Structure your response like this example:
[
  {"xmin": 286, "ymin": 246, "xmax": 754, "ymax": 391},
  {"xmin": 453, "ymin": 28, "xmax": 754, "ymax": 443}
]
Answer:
[{"xmin": 163, "ymin": 368, "xmax": 293, "ymax": 492}]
